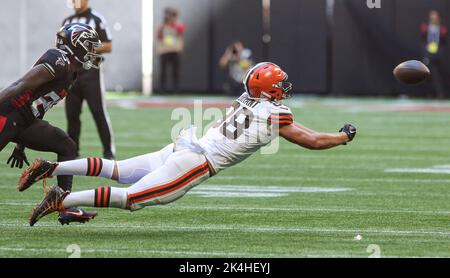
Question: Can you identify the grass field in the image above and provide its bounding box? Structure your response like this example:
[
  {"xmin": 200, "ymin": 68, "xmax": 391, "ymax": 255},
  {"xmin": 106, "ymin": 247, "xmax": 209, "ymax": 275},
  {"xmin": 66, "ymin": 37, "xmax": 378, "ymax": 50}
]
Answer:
[{"xmin": 0, "ymin": 95, "xmax": 449, "ymax": 258}]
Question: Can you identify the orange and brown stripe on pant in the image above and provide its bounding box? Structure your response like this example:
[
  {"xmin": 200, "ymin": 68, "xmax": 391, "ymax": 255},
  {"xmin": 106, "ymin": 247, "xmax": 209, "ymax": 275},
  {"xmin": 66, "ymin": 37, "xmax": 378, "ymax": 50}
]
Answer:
[{"xmin": 128, "ymin": 162, "xmax": 210, "ymax": 205}]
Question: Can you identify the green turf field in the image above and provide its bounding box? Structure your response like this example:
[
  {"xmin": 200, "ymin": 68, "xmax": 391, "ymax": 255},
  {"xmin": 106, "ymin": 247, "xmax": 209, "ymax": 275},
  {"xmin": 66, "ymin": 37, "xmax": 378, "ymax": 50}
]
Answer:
[{"xmin": 0, "ymin": 96, "xmax": 449, "ymax": 258}]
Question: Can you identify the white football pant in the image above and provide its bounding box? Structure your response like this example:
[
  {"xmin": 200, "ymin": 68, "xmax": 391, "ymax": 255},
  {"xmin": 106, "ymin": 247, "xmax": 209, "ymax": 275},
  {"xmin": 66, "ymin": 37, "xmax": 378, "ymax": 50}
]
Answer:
[{"xmin": 120, "ymin": 145, "xmax": 210, "ymax": 211}]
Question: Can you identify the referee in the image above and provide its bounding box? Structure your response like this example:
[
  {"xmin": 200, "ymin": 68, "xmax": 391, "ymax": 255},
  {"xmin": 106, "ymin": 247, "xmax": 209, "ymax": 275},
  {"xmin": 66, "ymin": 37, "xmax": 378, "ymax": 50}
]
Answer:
[{"xmin": 62, "ymin": 0, "xmax": 115, "ymax": 159}]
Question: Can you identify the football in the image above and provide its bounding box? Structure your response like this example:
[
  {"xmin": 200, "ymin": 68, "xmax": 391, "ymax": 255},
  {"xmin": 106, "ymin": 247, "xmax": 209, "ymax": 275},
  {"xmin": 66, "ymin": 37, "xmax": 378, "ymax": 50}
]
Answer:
[{"xmin": 393, "ymin": 60, "xmax": 430, "ymax": 84}]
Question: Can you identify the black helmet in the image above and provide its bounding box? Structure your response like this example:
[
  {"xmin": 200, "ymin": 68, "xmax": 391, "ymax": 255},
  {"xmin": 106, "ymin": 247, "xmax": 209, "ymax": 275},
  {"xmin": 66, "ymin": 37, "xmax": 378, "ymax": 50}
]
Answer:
[{"xmin": 56, "ymin": 23, "xmax": 103, "ymax": 70}]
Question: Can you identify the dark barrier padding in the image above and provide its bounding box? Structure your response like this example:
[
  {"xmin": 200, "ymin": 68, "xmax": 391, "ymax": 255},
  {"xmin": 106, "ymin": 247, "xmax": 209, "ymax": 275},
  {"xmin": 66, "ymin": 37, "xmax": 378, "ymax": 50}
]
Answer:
[
  {"xmin": 332, "ymin": 0, "xmax": 450, "ymax": 96},
  {"xmin": 153, "ymin": 0, "xmax": 450, "ymax": 96},
  {"xmin": 153, "ymin": 0, "xmax": 211, "ymax": 92},
  {"xmin": 333, "ymin": 0, "xmax": 399, "ymax": 95},
  {"xmin": 211, "ymin": 0, "xmax": 263, "ymax": 92},
  {"xmin": 177, "ymin": 0, "xmax": 211, "ymax": 91},
  {"xmin": 270, "ymin": 0, "xmax": 328, "ymax": 93},
  {"xmin": 393, "ymin": 0, "xmax": 450, "ymax": 97}
]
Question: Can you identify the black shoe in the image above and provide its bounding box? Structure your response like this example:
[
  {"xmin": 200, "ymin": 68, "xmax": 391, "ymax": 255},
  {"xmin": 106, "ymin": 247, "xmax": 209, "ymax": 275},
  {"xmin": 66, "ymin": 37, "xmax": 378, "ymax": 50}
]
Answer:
[
  {"xmin": 29, "ymin": 185, "xmax": 68, "ymax": 226},
  {"xmin": 58, "ymin": 208, "xmax": 97, "ymax": 225},
  {"xmin": 18, "ymin": 159, "xmax": 57, "ymax": 192},
  {"xmin": 103, "ymin": 152, "xmax": 115, "ymax": 160}
]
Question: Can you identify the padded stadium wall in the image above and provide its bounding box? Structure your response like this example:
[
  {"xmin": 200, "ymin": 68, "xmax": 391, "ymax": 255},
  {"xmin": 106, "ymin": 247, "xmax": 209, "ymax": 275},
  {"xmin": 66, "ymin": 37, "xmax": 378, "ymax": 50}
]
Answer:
[
  {"xmin": 332, "ymin": 0, "xmax": 450, "ymax": 96},
  {"xmin": 1, "ymin": 0, "xmax": 449, "ymax": 96},
  {"xmin": 152, "ymin": 0, "xmax": 450, "ymax": 96}
]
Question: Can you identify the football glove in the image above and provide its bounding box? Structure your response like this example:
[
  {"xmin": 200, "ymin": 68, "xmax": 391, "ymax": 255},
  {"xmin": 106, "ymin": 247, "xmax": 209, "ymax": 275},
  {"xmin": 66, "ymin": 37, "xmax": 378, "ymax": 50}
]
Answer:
[
  {"xmin": 7, "ymin": 147, "xmax": 30, "ymax": 169},
  {"xmin": 339, "ymin": 124, "xmax": 357, "ymax": 143}
]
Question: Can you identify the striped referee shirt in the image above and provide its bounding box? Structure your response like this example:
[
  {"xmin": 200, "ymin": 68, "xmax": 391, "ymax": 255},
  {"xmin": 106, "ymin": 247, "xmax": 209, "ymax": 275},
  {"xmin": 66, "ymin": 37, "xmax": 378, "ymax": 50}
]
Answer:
[{"xmin": 62, "ymin": 8, "xmax": 112, "ymax": 43}]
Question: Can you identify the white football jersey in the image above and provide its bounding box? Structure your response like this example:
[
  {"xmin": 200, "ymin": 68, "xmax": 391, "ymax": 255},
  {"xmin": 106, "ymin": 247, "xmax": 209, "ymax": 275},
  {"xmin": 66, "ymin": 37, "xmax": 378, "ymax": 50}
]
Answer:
[{"xmin": 198, "ymin": 93, "xmax": 294, "ymax": 173}]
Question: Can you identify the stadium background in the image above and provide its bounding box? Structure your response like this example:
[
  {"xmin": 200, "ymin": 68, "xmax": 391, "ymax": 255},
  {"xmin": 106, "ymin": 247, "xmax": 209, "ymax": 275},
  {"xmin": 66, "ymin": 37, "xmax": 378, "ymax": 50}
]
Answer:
[
  {"xmin": 1, "ymin": 0, "xmax": 450, "ymax": 96},
  {"xmin": 0, "ymin": 0, "xmax": 449, "ymax": 258}
]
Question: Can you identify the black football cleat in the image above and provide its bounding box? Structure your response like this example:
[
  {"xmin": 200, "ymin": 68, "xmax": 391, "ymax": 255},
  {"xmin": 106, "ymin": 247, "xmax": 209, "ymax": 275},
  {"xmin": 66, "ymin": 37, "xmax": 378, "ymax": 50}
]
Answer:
[
  {"xmin": 58, "ymin": 208, "xmax": 98, "ymax": 225},
  {"xmin": 18, "ymin": 159, "xmax": 57, "ymax": 192},
  {"xmin": 29, "ymin": 185, "xmax": 68, "ymax": 226},
  {"xmin": 103, "ymin": 151, "xmax": 115, "ymax": 160}
]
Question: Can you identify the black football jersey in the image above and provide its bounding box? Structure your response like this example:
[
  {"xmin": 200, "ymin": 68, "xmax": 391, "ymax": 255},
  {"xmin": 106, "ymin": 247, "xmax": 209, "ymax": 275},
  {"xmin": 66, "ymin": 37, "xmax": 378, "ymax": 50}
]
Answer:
[{"xmin": 27, "ymin": 49, "xmax": 76, "ymax": 118}]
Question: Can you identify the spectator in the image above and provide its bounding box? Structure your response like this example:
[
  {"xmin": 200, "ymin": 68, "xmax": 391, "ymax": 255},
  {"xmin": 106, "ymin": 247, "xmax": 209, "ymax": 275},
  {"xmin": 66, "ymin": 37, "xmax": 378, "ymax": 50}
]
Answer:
[
  {"xmin": 421, "ymin": 10, "xmax": 448, "ymax": 98},
  {"xmin": 62, "ymin": 0, "xmax": 115, "ymax": 159},
  {"xmin": 157, "ymin": 7, "xmax": 185, "ymax": 92},
  {"xmin": 219, "ymin": 41, "xmax": 253, "ymax": 96}
]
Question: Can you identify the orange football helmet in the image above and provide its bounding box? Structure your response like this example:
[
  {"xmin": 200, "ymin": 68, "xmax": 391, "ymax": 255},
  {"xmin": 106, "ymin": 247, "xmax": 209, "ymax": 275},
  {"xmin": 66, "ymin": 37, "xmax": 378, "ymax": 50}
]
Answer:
[{"xmin": 243, "ymin": 62, "xmax": 292, "ymax": 101}]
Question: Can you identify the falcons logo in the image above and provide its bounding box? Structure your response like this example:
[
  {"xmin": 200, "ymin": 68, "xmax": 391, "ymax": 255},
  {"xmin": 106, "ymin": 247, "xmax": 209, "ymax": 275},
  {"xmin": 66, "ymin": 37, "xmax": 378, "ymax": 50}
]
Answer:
[{"xmin": 68, "ymin": 25, "xmax": 95, "ymax": 47}]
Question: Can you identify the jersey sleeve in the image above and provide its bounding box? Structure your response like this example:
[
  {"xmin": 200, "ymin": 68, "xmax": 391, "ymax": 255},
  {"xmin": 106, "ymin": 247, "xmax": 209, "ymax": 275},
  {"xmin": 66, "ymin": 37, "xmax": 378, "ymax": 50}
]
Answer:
[
  {"xmin": 268, "ymin": 105, "xmax": 294, "ymax": 127},
  {"xmin": 36, "ymin": 50, "xmax": 70, "ymax": 80},
  {"xmin": 95, "ymin": 15, "xmax": 112, "ymax": 42}
]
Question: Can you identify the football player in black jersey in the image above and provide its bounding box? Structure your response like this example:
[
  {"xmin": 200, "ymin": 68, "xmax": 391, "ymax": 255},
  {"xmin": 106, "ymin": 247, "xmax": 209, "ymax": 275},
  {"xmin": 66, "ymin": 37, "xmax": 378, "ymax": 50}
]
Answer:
[{"xmin": 0, "ymin": 23, "xmax": 100, "ymax": 224}]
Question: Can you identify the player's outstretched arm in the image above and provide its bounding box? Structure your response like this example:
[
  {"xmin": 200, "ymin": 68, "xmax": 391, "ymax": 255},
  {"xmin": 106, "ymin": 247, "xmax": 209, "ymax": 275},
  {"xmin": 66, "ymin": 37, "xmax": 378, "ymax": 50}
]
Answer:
[
  {"xmin": 279, "ymin": 122, "xmax": 356, "ymax": 150},
  {"xmin": 0, "ymin": 65, "xmax": 54, "ymax": 104}
]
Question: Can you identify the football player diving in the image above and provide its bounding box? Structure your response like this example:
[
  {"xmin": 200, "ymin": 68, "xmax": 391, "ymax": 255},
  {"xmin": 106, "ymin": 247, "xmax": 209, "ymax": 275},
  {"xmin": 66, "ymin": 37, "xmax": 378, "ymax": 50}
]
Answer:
[
  {"xmin": 0, "ymin": 23, "xmax": 102, "ymax": 224},
  {"xmin": 20, "ymin": 62, "xmax": 357, "ymax": 226}
]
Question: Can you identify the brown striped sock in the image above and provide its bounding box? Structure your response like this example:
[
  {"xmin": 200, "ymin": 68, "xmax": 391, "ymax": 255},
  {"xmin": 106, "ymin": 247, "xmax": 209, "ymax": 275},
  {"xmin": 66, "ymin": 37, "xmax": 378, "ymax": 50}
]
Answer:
[
  {"xmin": 94, "ymin": 186, "xmax": 111, "ymax": 207},
  {"xmin": 86, "ymin": 157, "xmax": 103, "ymax": 176}
]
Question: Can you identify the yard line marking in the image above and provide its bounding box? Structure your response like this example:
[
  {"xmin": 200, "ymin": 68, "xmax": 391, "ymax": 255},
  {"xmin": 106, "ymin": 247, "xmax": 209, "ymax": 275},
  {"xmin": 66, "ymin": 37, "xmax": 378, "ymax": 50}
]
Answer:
[
  {"xmin": 0, "ymin": 201, "xmax": 449, "ymax": 215},
  {"xmin": 0, "ymin": 223, "xmax": 449, "ymax": 237},
  {"xmin": 273, "ymin": 154, "xmax": 450, "ymax": 161},
  {"xmin": 247, "ymin": 164, "xmax": 385, "ymax": 170},
  {"xmin": 190, "ymin": 185, "xmax": 352, "ymax": 198},
  {"xmin": 0, "ymin": 175, "xmax": 449, "ymax": 184},
  {"xmin": 385, "ymin": 165, "xmax": 450, "ymax": 175},
  {"xmin": 0, "ymin": 202, "xmax": 38, "ymax": 206},
  {"xmin": 80, "ymin": 142, "xmax": 162, "ymax": 148},
  {"xmin": 212, "ymin": 175, "xmax": 450, "ymax": 184},
  {"xmin": 0, "ymin": 173, "xmax": 26, "ymax": 177},
  {"xmin": 195, "ymin": 185, "xmax": 352, "ymax": 193},
  {"xmin": 0, "ymin": 246, "xmax": 445, "ymax": 258},
  {"xmin": 281, "ymin": 144, "xmax": 450, "ymax": 152},
  {"xmin": 161, "ymin": 205, "xmax": 450, "ymax": 215},
  {"xmin": 192, "ymin": 192, "xmax": 286, "ymax": 197},
  {"xmin": 1, "ymin": 174, "xmax": 449, "ymax": 184},
  {"xmin": 0, "ymin": 247, "xmax": 253, "ymax": 257},
  {"xmin": 386, "ymin": 168, "xmax": 450, "ymax": 174}
]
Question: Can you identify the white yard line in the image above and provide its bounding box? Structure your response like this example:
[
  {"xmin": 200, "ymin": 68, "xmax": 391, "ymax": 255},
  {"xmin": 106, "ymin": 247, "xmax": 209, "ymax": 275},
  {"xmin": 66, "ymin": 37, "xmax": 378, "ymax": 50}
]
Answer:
[
  {"xmin": 161, "ymin": 205, "xmax": 450, "ymax": 215},
  {"xmin": 385, "ymin": 165, "xmax": 450, "ymax": 175},
  {"xmin": 0, "ymin": 223, "xmax": 449, "ymax": 237},
  {"xmin": 189, "ymin": 185, "xmax": 351, "ymax": 197},
  {"xmin": 0, "ymin": 247, "xmax": 444, "ymax": 258},
  {"xmin": 0, "ymin": 247, "xmax": 253, "ymax": 257},
  {"xmin": 273, "ymin": 154, "xmax": 450, "ymax": 161},
  {"xmin": 0, "ymin": 202, "xmax": 448, "ymax": 215},
  {"xmin": 385, "ymin": 168, "xmax": 450, "ymax": 174},
  {"xmin": 212, "ymin": 175, "xmax": 450, "ymax": 184},
  {"xmin": 195, "ymin": 185, "xmax": 351, "ymax": 193},
  {"xmin": 247, "ymin": 164, "xmax": 384, "ymax": 170},
  {"xmin": 0, "ymin": 173, "xmax": 449, "ymax": 184}
]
